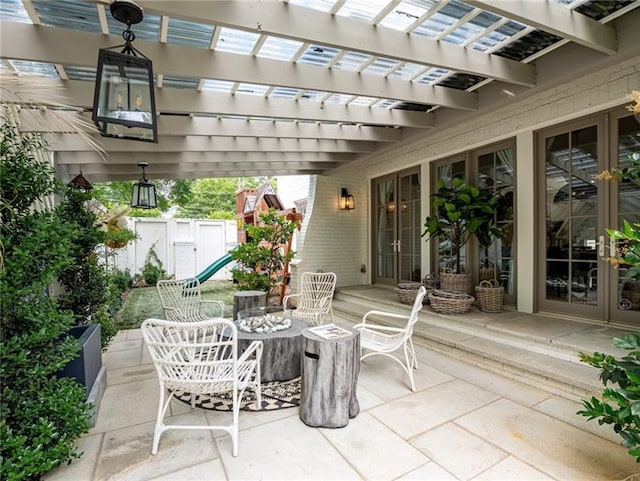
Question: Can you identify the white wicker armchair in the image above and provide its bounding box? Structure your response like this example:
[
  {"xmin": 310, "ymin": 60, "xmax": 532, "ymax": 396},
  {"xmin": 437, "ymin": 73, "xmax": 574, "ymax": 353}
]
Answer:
[
  {"xmin": 156, "ymin": 278, "xmax": 224, "ymax": 322},
  {"xmin": 353, "ymin": 286, "xmax": 426, "ymax": 392},
  {"xmin": 142, "ymin": 318, "xmax": 262, "ymax": 457},
  {"xmin": 283, "ymin": 272, "xmax": 337, "ymax": 326}
]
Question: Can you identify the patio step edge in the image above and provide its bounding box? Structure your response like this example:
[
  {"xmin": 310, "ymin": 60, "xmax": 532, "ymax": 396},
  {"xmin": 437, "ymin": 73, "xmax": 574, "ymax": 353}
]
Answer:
[{"xmin": 332, "ymin": 295, "xmax": 601, "ymax": 402}]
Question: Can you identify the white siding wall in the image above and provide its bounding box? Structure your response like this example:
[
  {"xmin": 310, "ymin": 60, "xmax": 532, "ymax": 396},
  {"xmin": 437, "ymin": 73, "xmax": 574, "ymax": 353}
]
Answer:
[{"xmin": 297, "ymin": 19, "xmax": 640, "ymax": 314}]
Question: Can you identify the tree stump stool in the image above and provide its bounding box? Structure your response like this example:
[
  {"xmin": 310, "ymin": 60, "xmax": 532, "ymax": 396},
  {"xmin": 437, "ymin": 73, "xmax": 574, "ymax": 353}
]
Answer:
[
  {"xmin": 233, "ymin": 290, "xmax": 266, "ymax": 321},
  {"xmin": 300, "ymin": 328, "xmax": 360, "ymax": 428}
]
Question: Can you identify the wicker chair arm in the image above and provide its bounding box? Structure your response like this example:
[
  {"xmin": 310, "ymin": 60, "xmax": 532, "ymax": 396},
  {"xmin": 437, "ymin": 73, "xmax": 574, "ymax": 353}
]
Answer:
[
  {"xmin": 353, "ymin": 323, "xmax": 404, "ymax": 335},
  {"xmin": 162, "ymin": 306, "xmax": 185, "ymax": 322},
  {"xmin": 282, "ymin": 293, "xmax": 301, "ymax": 308},
  {"xmin": 361, "ymin": 310, "xmax": 409, "ymax": 324},
  {"xmin": 237, "ymin": 340, "xmax": 263, "ymax": 364},
  {"xmin": 200, "ymin": 300, "xmax": 225, "ymax": 317}
]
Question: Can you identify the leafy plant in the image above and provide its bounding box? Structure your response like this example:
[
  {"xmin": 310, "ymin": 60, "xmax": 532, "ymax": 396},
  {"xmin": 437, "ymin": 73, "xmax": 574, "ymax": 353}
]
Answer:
[
  {"xmin": 230, "ymin": 209, "xmax": 298, "ymax": 300},
  {"xmin": 578, "ymin": 334, "xmax": 640, "ymax": 462},
  {"xmin": 141, "ymin": 242, "xmax": 168, "ymax": 286},
  {"xmin": 422, "ymin": 177, "xmax": 501, "ymax": 273},
  {"xmin": 1, "ymin": 118, "xmax": 90, "ymax": 480},
  {"xmin": 56, "ymin": 186, "xmax": 116, "ymax": 348}
]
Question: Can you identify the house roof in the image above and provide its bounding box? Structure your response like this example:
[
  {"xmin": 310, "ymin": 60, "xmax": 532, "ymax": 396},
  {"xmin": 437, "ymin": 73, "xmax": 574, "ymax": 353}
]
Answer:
[{"xmin": 1, "ymin": 0, "xmax": 638, "ymax": 181}]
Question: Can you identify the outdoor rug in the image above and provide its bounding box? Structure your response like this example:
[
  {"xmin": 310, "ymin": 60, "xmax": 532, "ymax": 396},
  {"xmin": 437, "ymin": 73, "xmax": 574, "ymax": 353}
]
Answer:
[{"xmin": 174, "ymin": 377, "xmax": 301, "ymax": 412}]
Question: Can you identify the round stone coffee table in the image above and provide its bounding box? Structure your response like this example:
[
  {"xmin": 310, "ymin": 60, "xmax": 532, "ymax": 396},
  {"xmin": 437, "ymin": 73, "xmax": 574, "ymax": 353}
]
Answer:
[{"xmin": 236, "ymin": 307, "xmax": 306, "ymax": 383}]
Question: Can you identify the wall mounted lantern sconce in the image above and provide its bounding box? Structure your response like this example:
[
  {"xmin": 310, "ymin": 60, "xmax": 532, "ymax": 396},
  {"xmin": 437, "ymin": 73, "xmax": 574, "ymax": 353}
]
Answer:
[
  {"xmin": 92, "ymin": 0, "xmax": 158, "ymax": 143},
  {"xmin": 339, "ymin": 188, "xmax": 355, "ymax": 210},
  {"xmin": 131, "ymin": 162, "xmax": 157, "ymax": 209}
]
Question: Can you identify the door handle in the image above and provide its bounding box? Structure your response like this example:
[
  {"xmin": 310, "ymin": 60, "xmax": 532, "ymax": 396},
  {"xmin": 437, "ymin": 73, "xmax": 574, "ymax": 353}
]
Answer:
[
  {"xmin": 610, "ymin": 236, "xmax": 616, "ymax": 258},
  {"xmin": 598, "ymin": 235, "xmax": 604, "ymax": 257}
]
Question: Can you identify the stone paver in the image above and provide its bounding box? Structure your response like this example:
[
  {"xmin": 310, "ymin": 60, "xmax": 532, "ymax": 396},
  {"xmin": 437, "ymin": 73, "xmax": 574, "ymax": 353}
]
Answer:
[{"xmin": 44, "ymin": 321, "xmax": 638, "ymax": 481}]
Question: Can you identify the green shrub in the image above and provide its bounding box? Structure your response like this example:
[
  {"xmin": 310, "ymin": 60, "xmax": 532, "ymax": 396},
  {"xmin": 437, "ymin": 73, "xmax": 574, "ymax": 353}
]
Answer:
[
  {"xmin": 141, "ymin": 242, "xmax": 168, "ymax": 286},
  {"xmin": 230, "ymin": 209, "xmax": 298, "ymax": 300},
  {"xmin": 1, "ymin": 119, "xmax": 90, "ymax": 480},
  {"xmin": 578, "ymin": 334, "xmax": 640, "ymax": 462}
]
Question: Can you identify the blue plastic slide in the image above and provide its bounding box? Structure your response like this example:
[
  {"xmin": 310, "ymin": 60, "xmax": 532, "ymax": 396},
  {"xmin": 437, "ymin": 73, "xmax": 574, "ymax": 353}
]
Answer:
[{"xmin": 195, "ymin": 252, "xmax": 234, "ymax": 284}]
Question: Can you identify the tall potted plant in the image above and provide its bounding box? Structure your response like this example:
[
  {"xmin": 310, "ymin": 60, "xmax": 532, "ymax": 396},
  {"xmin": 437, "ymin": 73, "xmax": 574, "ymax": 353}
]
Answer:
[
  {"xmin": 422, "ymin": 176, "xmax": 501, "ymax": 295},
  {"xmin": 230, "ymin": 209, "xmax": 299, "ymax": 305}
]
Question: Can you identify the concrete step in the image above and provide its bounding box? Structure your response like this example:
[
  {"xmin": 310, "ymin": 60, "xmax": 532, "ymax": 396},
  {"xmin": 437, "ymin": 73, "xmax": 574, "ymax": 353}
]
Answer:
[{"xmin": 333, "ymin": 289, "xmax": 602, "ymax": 402}]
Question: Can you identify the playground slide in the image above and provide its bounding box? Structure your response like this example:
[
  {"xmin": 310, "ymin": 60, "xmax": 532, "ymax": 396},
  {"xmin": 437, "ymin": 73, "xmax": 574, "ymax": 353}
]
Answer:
[{"xmin": 195, "ymin": 252, "xmax": 234, "ymax": 284}]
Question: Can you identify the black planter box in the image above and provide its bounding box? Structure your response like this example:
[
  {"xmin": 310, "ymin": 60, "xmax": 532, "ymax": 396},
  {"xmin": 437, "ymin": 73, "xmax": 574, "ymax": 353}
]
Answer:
[{"xmin": 58, "ymin": 323, "xmax": 102, "ymax": 397}]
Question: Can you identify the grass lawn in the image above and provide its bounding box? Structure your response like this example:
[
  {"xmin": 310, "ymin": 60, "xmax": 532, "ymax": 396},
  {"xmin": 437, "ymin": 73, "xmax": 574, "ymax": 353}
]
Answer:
[{"xmin": 116, "ymin": 280, "xmax": 238, "ymax": 330}]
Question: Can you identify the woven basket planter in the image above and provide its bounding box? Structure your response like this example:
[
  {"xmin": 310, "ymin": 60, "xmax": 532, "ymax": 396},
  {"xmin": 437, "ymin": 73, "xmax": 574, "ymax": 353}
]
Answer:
[
  {"xmin": 440, "ymin": 271, "xmax": 473, "ymax": 295},
  {"xmin": 475, "ymin": 280, "xmax": 504, "ymax": 313},
  {"xmin": 428, "ymin": 289, "xmax": 475, "ymax": 315},
  {"xmin": 395, "ymin": 282, "xmax": 423, "ymax": 305}
]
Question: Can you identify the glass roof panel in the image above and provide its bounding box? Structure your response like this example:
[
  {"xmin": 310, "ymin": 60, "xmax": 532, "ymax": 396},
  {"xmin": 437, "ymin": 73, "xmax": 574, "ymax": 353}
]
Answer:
[
  {"xmin": 390, "ymin": 62, "xmax": 427, "ymax": 80},
  {"xmin": 415, "ymin": 67, "xmax": 449, "ymax": 84},
  {"xmin": 361, "ymin": 57, "xmax": 400, "ymax": 76},
  {"xmin": 215, "ymin": 27, "xmax": 260, "ymax": 55},
  {"xmin": 10, "ymin": 60, "xmax": 58, "ymax": 77},
  {"xmin": 236, "ymin": 83, "xmax": 271, "ymax": 96},
  {"xmin": 324, "ymin": 93, "xmax": 355, "ymax": 104},
  {"xmin": 443, "ymin": 21, "xmax": 484, "ymax": 45},
  {"xmin": 271, "ymin": 87, "xmax": 301, "ymax": 99},
  {"xmin": 167, "ymin": 18, "xmax": 215, "ymax": 49},
  {"xmin": 299, "ymin": 90, "xmax": 329, "ymax": 102},
  {"xmin": 1, "ymin": 0, "xmax": 31, "ymax": 23},
  {"xmin": 349, "ymin": 96, "xmax": 377, "ymax": 107},
  {"xmin": 379, "ymin": 0, "xmax": 436, "ymax": 31},
  {"xmin": 64, "ymin": 65, "xmax": 96, "ymax": 81},
  {"xmin": 201, "ymin": 79, "xmax": 235, "ymax": 93},
  {"xmin": 439, "ymin": 0, "xmax": 475, "ymax": 20},
  {"xmin": 33, "ymin": 0, "xmax": 101, "ymax": 33},
  {"xmin": 336, "ymin": 0, "xmax": 390, "ymax": 22},
  {"xmin": 412, "ymin": 11, "xmax": 455, "ymax": 38},
  {"xmin": 333, "ymin": 51, "xmax": 372, "ymax": 72},
  {"xmin": 469, "ymin": 10, "xmax": 502, "ymax": 29},
  {"xmin": 470, "ymin": 20, "xmax": 527, "ymax": 52},
  {"xmin": 288, "ymin": 0, "xmax": 337, "ymax": 13},
  {"xmin": 375, "ymin": 99, "xmax": 398, "ymax": 108},
  {"xmin": 163, "ymin": 75, "xmax": 199, "ymax": 89},
  {"xmin": 257, "ymin": 36, "xmax": 304, "ymax": 61},
  {"xmin": 298, "ymin": 45, "xmax": 340, "ymax": 67}
]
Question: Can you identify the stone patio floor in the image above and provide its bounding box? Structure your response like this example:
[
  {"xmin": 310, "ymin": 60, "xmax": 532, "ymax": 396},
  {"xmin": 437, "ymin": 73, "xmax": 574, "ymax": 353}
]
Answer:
[{"xmin": 44, "ymin": 313, "xmax": 639, "ymax": 481}]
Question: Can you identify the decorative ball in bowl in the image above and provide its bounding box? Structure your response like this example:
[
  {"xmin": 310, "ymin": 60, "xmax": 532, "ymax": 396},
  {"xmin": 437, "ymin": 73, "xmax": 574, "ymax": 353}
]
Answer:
[{"xmin": 237, "ymin": 306, "xmax": 292, "ymax": 333}]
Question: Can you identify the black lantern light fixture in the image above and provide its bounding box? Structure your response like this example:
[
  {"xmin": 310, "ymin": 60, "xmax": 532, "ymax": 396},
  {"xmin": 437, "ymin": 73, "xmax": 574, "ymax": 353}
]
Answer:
[
  {"xmin": 92, "ymin": 0, "xmax": 157, "ymax": 143},
  {"xmin": 339, "ymin": 188, "xmax": 355, "ymax": 210},
  {"xmin": 131, "ymin": 162, "xmax": 157, "ymax": 209}
]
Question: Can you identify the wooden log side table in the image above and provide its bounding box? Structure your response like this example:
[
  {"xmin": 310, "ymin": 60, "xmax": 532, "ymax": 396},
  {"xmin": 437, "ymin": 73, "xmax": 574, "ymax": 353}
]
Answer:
[
  {"xmin": 235, "ymin": 313, "xmax": 307, "ymax": 383},
  {"xmin": 233, "ymin": 290, "xmax": 267, "ymax": 321},
  {"xmin": 299, "ymin": 328, "xmax": 360, "ymax": 428}
]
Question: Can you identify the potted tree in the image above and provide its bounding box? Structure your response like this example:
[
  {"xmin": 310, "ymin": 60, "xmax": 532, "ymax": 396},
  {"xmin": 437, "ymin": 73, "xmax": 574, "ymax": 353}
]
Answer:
[
  {"xmin": 422, "ymin": 177, "xmax": 500, "ymax": 313},
  {"xmin": 230, "ymin": 209, "xmax": 299, "ymax": 316}
]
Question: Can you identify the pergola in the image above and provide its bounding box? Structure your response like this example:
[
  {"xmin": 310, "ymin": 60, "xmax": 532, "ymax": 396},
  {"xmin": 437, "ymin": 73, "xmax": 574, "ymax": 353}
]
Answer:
[{"xmin": 0, "ymin": 0, "xmax": 637, "ymax": 181}]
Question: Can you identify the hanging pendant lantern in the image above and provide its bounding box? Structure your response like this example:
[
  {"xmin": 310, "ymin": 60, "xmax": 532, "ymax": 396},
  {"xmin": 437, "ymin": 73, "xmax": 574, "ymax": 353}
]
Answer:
[
  {"xmin": 131, "ymin": 162, "xmax": 157, "ymax": 209},
  {"xmin": 92, "ymin": 0, "xmax": 157, "ymax": 142}
]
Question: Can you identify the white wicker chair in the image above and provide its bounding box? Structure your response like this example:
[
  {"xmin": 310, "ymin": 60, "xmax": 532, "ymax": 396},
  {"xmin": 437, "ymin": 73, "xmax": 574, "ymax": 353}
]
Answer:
[
  {"xmin": 283, "ymin": 272, "xmax": 337, "ymax": 326},
  {"xmin": 142, "ymin": 318, "xmax": 262, "ymax": 457},
  {"xmin": 156, "ymin": 278, "xmax": 224, "ymax": 322},
  {"xmin": 353, "ymin": 286, "xmax": 427, "ymax": 392}
]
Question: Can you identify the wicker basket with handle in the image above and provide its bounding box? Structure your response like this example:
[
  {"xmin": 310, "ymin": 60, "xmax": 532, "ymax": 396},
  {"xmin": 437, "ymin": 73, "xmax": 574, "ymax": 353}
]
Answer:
[
  {"xmin": 395, "ymin": 282, "xmax": 423, "ymax": 305},
  {"xmin": 475, "ymin": 280, "xmax": 504, "ymax": 313},
  {"xmin": 428, "ymin": 289, "xmax": 475, "ymax": 315}
]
